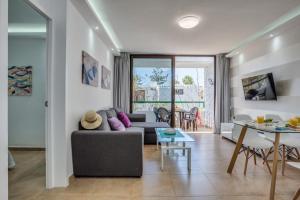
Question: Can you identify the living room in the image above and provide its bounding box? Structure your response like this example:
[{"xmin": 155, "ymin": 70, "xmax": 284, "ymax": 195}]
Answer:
[{"xmin": 0, "ymin": 0, "xmax": 300, "ymax": 200}]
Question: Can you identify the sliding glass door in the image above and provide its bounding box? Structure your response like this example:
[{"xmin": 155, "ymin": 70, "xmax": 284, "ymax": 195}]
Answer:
[
  {"xmin": 131, "ymin": 55, "xmax": 215, "ymax": 132},
  {"xmin": 131, "ymin": 56, "xmax": 173, "ymax": 124}
]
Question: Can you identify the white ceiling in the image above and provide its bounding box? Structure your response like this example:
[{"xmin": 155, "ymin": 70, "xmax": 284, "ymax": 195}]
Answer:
[
  {"xmin": 8, "ymin": 0, "xmax": 47, "ymax": 37},
  {"xmin": 89, "ymin": 0, "xmax": 300, "ymax": 54}
]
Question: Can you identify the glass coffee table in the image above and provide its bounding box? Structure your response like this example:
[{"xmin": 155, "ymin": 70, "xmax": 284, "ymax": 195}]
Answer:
[{"xmin": 155, "ymin": 128, "xmax": 195, "ymax": 172}]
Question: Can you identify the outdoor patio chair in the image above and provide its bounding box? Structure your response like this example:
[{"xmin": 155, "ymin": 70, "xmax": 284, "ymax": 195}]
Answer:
[
  {"xmin": 157, "ymin": 107, "xmax": 171, "ymax": 124},
  {"xmin": 183, "ymin": 107, "xmax": 198, "ymax": 131},
  {"xmin": 153, "ymin": 107, "xmax": 159, "ymax": 122}
]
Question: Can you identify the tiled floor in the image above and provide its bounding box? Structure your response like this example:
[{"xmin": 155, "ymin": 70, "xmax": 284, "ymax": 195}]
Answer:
[{"xmin": 9, "ymin": 133, "xmax": 300, "ymax": 200}]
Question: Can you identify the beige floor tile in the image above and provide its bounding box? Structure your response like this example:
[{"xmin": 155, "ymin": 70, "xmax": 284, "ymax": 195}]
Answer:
[
  {"xmin": 170, "ymin": 174, "xmax": 218, "ymax": 196},
  {"xmin": 132, "ymin": 174, "xmax": 175, "ymax": 197},
  {"xmin": 92, "ymin": 177, "xmax": 138, "ymax": 197},
  {"xmin": 9, "ymin": 134, "xmax": 299, "ymax": 200},
  {"xmin": 63, "ymin": 178, "xmax": 97, "ymax": 194},
  {"xmin": 205, "ymin": 173, "xmax": 270, "ymax": 196},
  {"xmin": 132, "ymin": 197, "xmax": 175, "ymax": 200},
  {"xmin": 176, "ymin": 197, "xmax": 219, "ymax": 200},
  {"xmin": 219, "ymin": 195, "xmax": 267, "ymax": 200}
]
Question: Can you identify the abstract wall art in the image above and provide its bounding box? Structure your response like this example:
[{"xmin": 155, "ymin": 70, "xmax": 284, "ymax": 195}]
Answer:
[
  {"xmin": 82, "ymin": 51, "xmax": 99, "ymax": 87},
  {"xmin": 8, "ymin": 66, "xmax": 32, "ymax": 96},
  {"xmin": 101, "ymin": 65, "xmax": 111, "ymax": 89}
]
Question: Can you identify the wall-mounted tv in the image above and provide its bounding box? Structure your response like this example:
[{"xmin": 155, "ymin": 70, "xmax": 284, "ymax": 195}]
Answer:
[{"xmin": 242, "ymin": 73, "xmax": 277, "ymax": 101}]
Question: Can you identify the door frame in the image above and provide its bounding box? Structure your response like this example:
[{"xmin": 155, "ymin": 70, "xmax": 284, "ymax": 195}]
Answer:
[
  {"xmin": 130, "ymin": 54, "xmax": 216, "ymax": 128},
  {"xmin": 0, "ymin": 0, "xmax": 8, "ymax": 199},
  {"xmin": 23, "ymin": 0, "xmax": 54, "ymax": 189}
]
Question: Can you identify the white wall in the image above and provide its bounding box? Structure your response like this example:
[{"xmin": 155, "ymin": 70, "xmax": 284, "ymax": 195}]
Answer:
[
  {"xmin": 0, "ymin": 0, "xmax": 8, "ymax": 198},
  {"xmin": 1, "ymin": 0, "xmax": 113, "ymax": 193},
  {"xmin": 8, "ymin": 37, "xmax": 46, "ymax": 148},
  {"xmin": 230, "ymin": 16, "xmax": 300, "ymax": 120},
  {"xmin": 28, "ymin": 0, "xmax": 68, "ymax": 188},
  {"xmin": 65, "ymin": 1, "xmax": 114, "ymax": 176},
  {"xmin": 26, "ymin": 0, "xmax": 114, "ymax": 187}
]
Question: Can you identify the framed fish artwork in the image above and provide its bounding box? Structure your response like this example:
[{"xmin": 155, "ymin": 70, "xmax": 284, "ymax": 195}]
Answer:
[{"xmin": 8, "ymin": 66, "xmax": 32, "ymax": 96}]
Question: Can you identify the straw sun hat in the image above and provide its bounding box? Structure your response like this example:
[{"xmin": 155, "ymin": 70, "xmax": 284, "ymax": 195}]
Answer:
[{"xmin": 81, "ymin": 111, "xmax": 102, "ymax": 130}]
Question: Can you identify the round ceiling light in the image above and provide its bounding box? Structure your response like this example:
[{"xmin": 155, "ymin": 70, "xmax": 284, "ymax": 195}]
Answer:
[{"xmin": 178, "ymin": 15, "xmax": 201, "ymax": 29}]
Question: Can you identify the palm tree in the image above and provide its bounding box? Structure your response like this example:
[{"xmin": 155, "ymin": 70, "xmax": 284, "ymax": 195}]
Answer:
[
  {"xmin": 149, "ymin": 68, "xmax": 169, "ymax": 85},
  {"xmin": 182, "ymin": 75, "xmax": 194, "ymax": 85}
]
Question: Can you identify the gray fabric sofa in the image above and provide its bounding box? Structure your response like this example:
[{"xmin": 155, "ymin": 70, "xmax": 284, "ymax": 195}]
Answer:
[
  {"xmin": 78, "ymin": 108, "xmax": 169, "ymax": 144},
  {"xmin": 131, "ymin": 122, "xmax": 169, "ymax": 144},
  {"xmin": 71, "ymin": 108, "xmax": 169, "ymax": 177},
  {"xmin": 72, "ymin": 130, "xmax": 143, "ymax": 177}
]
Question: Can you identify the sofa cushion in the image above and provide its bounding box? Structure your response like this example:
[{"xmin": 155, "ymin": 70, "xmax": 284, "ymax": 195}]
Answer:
[
  {"xmin": 127, "ymin": 113, "xmax": 146, "ymax": 122},
  {"xmin": 96, "ymin": 110, "xmax": 111, "ymax": 131},
  {"xmin": 118, "ymin": 112, "xmax": 132, "ymax": 128},
  {"xmin": 112, "ymin": 107, "xmax": 123, "ymax": 113},
  {"xmin": 131, "ymin": 122, "xmax": 170, "ymax": 134},
  {"xmin": 108, "ymin": 117, "xmax": 126, "ymax": 131},
  {"xmin": 106, "ymin": 108, "xmax": 117, "ymax": 118},
  {"xmin": 79, "ymin": 110, "xmax": 111, "ymax": 131},
  {"xmin": 125, "ymin": 127, "xmax": 144, "ymax": 135}
]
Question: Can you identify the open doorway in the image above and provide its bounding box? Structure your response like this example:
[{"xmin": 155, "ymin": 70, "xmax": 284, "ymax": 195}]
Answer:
[{"xmin": 8, "ymin": 0, "xmax": 49, "ymax": 198}]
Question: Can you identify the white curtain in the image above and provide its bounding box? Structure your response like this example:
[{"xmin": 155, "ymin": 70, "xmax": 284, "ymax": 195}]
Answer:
[{"xmin": 214, "ymin": 53, "xmax": 231, "ymax": 134}]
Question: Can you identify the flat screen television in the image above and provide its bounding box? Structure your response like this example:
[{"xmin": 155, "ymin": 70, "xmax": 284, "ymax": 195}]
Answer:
[{"xmin": 242, "ymin": 73, "xmax": 277, "ymax": 101}]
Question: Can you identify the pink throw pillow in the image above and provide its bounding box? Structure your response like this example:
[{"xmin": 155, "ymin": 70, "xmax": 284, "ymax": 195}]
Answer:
[
  {"xmin": 108, "ymin": 117, "xmax": 126, "ymax": 131},
  {"xmin": 117, "ymin": 112, "xmax": 132, "ymax": 128}
]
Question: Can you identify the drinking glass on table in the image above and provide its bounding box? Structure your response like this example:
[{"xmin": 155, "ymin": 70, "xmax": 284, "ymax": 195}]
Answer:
[{"xmin": 257, "ymin": 116, "xmax": 265, "ymax": 124}]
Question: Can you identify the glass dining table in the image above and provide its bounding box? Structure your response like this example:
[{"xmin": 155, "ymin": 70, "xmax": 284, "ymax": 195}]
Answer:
[{"xmin": 227, "ymin": 120, "xmax": 300, "ymax": 200}]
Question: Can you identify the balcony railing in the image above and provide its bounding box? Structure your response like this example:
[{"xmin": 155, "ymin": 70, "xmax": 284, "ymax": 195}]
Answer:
[
  {"xmin": 133, "ymin": 100, "xmax": 205, "ymax": 105},
  {"xmin": 132, "ymin": 100, "xmax": 205, "ymax": 112}
]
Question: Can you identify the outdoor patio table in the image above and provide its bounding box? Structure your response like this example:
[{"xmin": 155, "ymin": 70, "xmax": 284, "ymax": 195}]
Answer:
[{"xmin": 175, "ymin": 108, "xmax": 187, "ymax": 128}]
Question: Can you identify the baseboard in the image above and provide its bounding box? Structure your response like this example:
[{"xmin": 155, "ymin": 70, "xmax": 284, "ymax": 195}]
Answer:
[{"xmin": 9, "ymin": 147, "xmax": 46, "ymax": 151}]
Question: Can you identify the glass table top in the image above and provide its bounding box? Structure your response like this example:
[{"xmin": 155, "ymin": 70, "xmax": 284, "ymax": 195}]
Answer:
[
  {"xmin": 155, "ymin": 128, "xmax": 195, "ymax": 143},
  {"xmin": 234, "ymin": 120, "xmax": 300, "ymax": 134}
]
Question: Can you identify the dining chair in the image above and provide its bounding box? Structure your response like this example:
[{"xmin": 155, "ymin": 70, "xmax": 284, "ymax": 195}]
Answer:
[
  {"xmin": 265, "ymin": 114, "xmax": 300, "ymax": 176},
  {"xmin": 153, "ymin": 107, "xmax": 159, "ymax": 122},
  {"xmin": 232, "ymin": 114, "xmax": 274, "ymax": 175},
  {"xmin": 183, "ymin": 107, "xmax": 198, "ymax": 131},
  {"xmin": 157, "ymin": 107, "xmax": 171, "ymax": 124},
  {"xmin": 286, "ymin": 162, "xmax": 300, "ymax": 200}
]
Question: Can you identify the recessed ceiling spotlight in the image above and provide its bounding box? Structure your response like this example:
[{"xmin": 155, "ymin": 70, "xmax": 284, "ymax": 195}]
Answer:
[
  {"xmin": 235, "ymin": 51, "xmax": 240, "ymax": 55},
  {"xmin": 95, "ymin": 26, "xmax": 99, "ymax": 30},
  {"xmin": 111, "ymin": 48, "xmax": 114, "ymax": 51},
  {"xmin": 178, "ymin": 15, "xmax": 201, "ymax": 29},
  {"xmin": 269, "ymin": 34, "xmax": 274, "ymax": 38}
]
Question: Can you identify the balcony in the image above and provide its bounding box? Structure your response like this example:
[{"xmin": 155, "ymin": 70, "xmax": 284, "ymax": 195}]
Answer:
[{"xmin": 132, "ymin": 100, "xmax": 214, "ymax": 132}]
